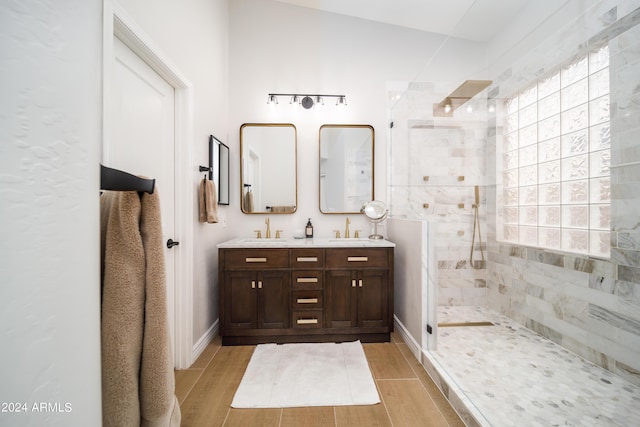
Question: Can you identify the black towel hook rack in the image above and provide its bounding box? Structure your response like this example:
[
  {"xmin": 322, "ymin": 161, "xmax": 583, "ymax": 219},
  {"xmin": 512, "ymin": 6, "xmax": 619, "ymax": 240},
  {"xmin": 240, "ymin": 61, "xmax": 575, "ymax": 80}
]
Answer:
[{"xmin": 100, "ymin": 164, "xmax": 155, "ymax": 194}]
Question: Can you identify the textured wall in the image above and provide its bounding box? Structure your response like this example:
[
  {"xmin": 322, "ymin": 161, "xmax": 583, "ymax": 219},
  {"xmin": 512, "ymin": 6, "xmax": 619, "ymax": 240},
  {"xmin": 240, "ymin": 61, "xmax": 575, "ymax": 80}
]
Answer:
[{"xmin": 0, "ymin": 0, "xmax": 103, "ymax": 425}]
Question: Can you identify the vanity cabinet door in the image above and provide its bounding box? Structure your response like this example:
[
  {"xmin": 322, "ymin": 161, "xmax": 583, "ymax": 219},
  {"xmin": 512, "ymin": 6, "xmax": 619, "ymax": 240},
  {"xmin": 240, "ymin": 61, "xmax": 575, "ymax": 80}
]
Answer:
[
  {"xmin": 357, "ymin": 269, "xmax": 388, "ymax": 327},
  {"xmin": 324, "ymin": 270, "xmax": 358, "ymax": 328},
  {"xmin": 257, "ymin": 270, "xmax": 290, "ymax": 329},
  {"xmin": 224, "ymin": 270, "xmax": 258, "ymax": 330}
]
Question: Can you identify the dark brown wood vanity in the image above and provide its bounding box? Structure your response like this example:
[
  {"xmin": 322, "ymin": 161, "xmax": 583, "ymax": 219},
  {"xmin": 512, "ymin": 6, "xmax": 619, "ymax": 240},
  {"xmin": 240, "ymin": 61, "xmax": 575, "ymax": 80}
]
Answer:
[{"xmin": 218, "ymin": 240, "xmax": 394, "ymax": 345}]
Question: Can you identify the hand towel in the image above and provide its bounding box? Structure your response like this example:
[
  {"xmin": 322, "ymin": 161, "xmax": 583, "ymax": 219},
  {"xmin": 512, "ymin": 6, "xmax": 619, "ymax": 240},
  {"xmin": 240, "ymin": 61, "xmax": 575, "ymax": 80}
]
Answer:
[
  {"xmin": 199, "ymin": 178, "xmax": 219, "ymax": 223},
  {"xmin": 244, "ymin": 190, "xmax": 254, "ymax": 213},
  {"xmin": 270, "ymin": 205, "xmax": 296, "ymax": 213}
]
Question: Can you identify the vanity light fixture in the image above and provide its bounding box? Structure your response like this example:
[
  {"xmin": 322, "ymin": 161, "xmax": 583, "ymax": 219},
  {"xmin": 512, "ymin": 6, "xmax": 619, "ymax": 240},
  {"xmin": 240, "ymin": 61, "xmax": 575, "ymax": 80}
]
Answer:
[{"xmin": 267, "ymin": 93, "xmax": 347, "ymax": 109}]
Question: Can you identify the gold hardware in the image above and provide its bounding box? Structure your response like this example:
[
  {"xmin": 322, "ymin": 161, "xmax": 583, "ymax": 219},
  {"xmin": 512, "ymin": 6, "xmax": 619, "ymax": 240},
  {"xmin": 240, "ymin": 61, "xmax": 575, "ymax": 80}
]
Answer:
[
  {"xmin": 258, "ymin": 281, "xmax": 263, "ymax": 289},
  {"xmin": 345, "ymin": 217, "xmax": 350, "ymax": 238},
  {"xmin": 254, "ymin": 230, "xmax": 262, "ymax": 239},
  {"xmin": 348, "ymin": 256, "xmax": 368, "ymax": 262},
  {"xmin": 358, "ymin": 279, "xmax": 363, "ymax": 287},
  {"xmin": 458, "ymin": 230, "xmax": 464, "ymax": 236},
  {"xmin": 297, "ymin": 277, "xmax": 318, "ymax": 283},
  {"xmin": 423, "ymin": 203, "xmax": 430, "ymax": 209},
  {"xmin": 352, "ymin": 279, "xmax": 356, "ymax": 287},
  {"xmin": 458, "ymin": 176, "xmax": 465, "ymax": 181},
  {"xmin": 423, "ymin": 176, "xmax": 429, "ymax": 181},
  {"xmin": 246, "ymin": 257, "xmax": 267, "ymax": 263},
  {"xmin": 275, "ymin": 229, "xmax": 282, "ymax": 239},
  {"xmin": 334, "ymin": 230, "xmax": 341, "ymax": 238},
  {"xmin": 296, "ymin": 256, "xmax": 318, "ymax": 262},
  {"xmin": 458, "ymin": 203, "xmax": 465, "ymax": 209},
  {"xmin": 354, "ymin": 230, "xmax": 360, "ymax": 239},
  {"xmin": 297, "ymin": 298, "xmax": 318, "ymax": 304},
  {"xmin": 265, "ymin": 217, "xmax": 271, "ymax": 238},
  {"xmin": 296, "ymin": 318, "xmax": 318, "ymax": 324},
  {"xmin": 251, "ymin": 280, "xmax": 256, "ymax": 289}
]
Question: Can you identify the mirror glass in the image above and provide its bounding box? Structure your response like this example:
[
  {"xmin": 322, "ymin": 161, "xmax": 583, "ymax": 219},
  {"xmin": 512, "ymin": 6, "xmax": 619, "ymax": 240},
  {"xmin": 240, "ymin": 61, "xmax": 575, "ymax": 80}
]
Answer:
[
  {"xmin": 319, "ymin": 124, "xmax": 374, "ymax": 213},
  {"xmin": 361, "ymin": 200, "xmax": 388, "ymax": 239},
  {"xmin": 209, "ymin": 135, "xmax": 229, "ymax": 205},
  {"xmin": 240, "ymin": 123, "xmax": 297, "ymax": 214}
]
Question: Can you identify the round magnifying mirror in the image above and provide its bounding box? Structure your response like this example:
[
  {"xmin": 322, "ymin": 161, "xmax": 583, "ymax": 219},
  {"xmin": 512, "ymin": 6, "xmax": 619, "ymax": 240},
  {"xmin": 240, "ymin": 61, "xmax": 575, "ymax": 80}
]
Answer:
[{"xmin": 361, "ymin": 200, "xmax": 388, "ymax": 239}]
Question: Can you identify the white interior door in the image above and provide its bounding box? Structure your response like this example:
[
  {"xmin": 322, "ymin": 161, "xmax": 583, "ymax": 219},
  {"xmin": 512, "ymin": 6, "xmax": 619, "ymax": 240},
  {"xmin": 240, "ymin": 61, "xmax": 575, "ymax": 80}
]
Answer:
[{"xmin": 107, "ymin": 35, "xmax": 177, "ymax": 353}]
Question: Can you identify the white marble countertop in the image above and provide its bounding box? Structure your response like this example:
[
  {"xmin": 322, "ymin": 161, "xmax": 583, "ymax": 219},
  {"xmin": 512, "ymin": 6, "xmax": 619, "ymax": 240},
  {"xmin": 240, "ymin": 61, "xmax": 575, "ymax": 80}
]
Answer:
[{"xmin": 217, "ymin": 237, "xmax": 395, "ymax": 248}]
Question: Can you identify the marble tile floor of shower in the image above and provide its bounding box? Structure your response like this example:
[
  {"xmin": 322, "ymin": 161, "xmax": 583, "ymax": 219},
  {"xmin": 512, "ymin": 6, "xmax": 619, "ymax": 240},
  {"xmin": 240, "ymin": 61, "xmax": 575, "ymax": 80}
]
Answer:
[{"xmin": 430, "ymin": 306, "xmax": 640, "ymax": 427}]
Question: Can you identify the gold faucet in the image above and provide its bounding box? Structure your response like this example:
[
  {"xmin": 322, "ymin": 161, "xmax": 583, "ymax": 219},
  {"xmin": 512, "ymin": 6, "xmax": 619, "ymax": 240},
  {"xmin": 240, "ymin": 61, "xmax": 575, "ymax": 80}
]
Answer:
[
  {"xmin": 265, "ymin": 217, "xmax": 271, "ymax": 238},
  {"xmin": 345, "ymin": 217, "xmax": 350, "ymax": 238}
]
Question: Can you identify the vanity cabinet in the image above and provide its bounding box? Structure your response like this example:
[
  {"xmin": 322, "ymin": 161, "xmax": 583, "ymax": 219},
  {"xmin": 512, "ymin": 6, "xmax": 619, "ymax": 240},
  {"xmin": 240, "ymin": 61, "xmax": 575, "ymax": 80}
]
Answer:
[{"xmin": 219, "ymin": 244, "xmax": 393, "ymax": 345}]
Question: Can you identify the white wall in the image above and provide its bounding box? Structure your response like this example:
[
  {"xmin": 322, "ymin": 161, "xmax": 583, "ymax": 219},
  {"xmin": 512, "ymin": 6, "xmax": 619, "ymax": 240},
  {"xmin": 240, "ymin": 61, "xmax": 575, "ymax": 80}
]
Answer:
[
  {"xmin": 228, "ymin": 0, "xmax": 484, "ymax": 240},
  {"xmin": 115, "ymin": 0, "xmax": 231, "ymax": 347},
  {"xmin": 0, "ymin": 1, "xmax": 103, "ymax": 426}
]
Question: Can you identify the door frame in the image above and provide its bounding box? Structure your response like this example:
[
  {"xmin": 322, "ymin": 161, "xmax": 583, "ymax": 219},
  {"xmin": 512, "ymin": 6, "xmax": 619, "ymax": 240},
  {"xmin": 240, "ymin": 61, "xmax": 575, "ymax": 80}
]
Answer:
[{"xmin": 102, "ymin": 0, "xmax": 195, "ymax": 369}]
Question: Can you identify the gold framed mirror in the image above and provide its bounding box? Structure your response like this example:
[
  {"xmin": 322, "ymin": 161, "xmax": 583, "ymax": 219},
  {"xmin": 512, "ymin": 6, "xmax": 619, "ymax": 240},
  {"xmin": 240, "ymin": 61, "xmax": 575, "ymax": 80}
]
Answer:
[
  {"xmin": 319, "ymin": 124, "xmax": 374, "ymax": 214},
  {"xmin": 240, "ymin": 123, "xmax": 297, "ymax": 214}
]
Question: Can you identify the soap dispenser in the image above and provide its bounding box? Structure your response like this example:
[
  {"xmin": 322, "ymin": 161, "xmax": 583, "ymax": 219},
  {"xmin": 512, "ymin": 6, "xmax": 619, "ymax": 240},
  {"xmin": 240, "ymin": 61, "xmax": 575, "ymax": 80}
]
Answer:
[{"xmin": 305, "ymin": 218, "xmax": 314, "ymax": 238}]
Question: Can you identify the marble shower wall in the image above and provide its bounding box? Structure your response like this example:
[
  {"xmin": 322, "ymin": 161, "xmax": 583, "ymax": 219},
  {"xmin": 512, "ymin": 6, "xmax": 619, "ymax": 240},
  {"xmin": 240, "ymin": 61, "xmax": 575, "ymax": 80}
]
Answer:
[
  {"xmin": 485, "ymin": 2, "xmax": 640, "ymax": 386},
  {"xmin": 389, "ymin": 82, "xmax": 489, "ymax": 307},
  {"xmin": 388, "ymin": 0, "xmax": 640, "ymax": 387}
]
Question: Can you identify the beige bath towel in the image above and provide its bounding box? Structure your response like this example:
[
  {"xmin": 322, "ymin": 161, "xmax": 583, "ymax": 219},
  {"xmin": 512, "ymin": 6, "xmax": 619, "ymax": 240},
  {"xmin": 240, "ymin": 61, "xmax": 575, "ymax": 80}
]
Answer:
[
  {"xmin": 199, "ymin": 177, "xmax": 219, "ymax": 223},
  {"xmin": 270, "ymin": 205, "xmax": 296, "ymax": 213},
  {"xmin": 100, "ymin": 190, "xmax": 181, "ymax": 427}
]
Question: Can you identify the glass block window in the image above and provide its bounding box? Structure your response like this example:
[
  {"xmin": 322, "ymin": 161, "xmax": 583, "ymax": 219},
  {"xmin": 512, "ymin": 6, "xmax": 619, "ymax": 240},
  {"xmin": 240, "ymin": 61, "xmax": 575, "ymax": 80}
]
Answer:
[{"xmin": 500, "ymin": 45, "xmax": 610, "ymax": 257}]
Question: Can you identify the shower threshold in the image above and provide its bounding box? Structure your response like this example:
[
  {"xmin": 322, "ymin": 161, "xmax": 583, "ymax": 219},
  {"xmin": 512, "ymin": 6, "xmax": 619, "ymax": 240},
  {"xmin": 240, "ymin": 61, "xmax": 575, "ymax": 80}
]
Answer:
[{"xmin": 437, "ymin": 321, "xmax": 494, "ymax": 327}]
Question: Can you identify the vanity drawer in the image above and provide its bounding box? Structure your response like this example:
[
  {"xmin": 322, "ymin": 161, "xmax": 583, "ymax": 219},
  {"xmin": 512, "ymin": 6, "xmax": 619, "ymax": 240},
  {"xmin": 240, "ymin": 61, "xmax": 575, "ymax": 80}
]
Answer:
[
  {"xmin": 292, "ymin": 310, "xmax": 323, "ymax": 328},
  {"xmin": 292, "ymin": 290, "xmax": 323, "ymax": 309},
  {"xmin": 325, "ymin": 248, "xmax": 389, "ymax": 268},
  {"xmin": 291, "ymin": 270, "xmax": 323, "ymax": 289},
  {"xmin": 223, "ymin": 249, "xmax": 289, "ymax": 269},
  {"xmin": 291, "ymin": 249, "xmax": 324, "ymax": 268}
]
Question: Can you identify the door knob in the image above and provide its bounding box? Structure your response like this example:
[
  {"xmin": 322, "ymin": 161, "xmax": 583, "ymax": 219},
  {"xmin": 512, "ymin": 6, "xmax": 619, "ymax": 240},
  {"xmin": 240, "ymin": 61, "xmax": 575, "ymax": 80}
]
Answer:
[{"xmin": 167, "ymin": 238, "xmax": 180, "ymax": 249}]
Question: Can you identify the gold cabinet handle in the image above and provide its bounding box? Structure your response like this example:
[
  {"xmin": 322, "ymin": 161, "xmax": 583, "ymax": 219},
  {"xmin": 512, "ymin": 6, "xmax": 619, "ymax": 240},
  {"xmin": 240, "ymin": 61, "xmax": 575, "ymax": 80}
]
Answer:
[
  {"xmin": 297, "ymin": 256, "xmax": 318, "ymax": 262},
  {"xmin": 297, "ymin": 298, "xmax": 318, "ymax": 304},
  {"xmin": 359, "ymin": 279, "xmax": 363, "ymax": 287},
  {"xmin": 246, "ymin": 257, "xmax": 267, "ymax": 263},
  {"xmin": 296, "ymin": 277, "xmax": 318, "ymax": 283},
  {"xmin": 296, "ymin": 318, "xmax": 318, "ymax": 325},
  {"xmin": 352, "ymin": 279, "xmax": 356, "ymax": 287},
  {"xmin": 347, "ymin": 256, "xmax": 368, "ymax": 262},
  {"xmin": 251, "ymin": 280, "xmax": 256, "ymax": 289}
]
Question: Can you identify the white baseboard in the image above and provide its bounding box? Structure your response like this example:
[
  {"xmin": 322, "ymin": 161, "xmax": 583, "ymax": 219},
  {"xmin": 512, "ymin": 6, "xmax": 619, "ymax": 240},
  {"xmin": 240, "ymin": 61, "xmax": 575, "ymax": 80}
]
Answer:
[
  {"xmin": 191, "ymin": 319, "xmax": 218, "ymax": 365},
  {"xmin": 393, "ymin": 315, "xmax": 421, "ymax": 360}
]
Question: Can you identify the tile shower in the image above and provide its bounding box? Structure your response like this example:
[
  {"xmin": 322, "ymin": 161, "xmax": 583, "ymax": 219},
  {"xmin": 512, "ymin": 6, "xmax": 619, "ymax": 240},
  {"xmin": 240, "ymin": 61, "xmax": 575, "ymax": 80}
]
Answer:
[{"xmin": 389, "ymin": 1, "xmax": 640, "ymax": 425}]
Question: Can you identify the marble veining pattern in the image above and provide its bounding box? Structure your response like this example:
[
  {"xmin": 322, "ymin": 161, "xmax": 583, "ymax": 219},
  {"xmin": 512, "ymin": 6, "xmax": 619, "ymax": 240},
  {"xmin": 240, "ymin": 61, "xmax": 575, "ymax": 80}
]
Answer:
[{"xmin": 433, "ymin": 306, "xmax": 640, "ymax": 427}]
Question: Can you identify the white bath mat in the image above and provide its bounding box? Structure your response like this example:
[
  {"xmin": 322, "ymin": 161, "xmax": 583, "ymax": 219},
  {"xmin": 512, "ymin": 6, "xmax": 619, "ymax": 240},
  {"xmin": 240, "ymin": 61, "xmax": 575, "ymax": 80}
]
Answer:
[{"xmin": 231, "ymin": 340, "xmax": 380, "ymax": 408}]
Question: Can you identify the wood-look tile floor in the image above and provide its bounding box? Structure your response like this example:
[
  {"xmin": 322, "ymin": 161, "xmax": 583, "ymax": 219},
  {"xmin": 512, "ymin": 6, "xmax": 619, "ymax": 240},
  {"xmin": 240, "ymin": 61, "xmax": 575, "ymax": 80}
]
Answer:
[{"xmin": 175, "ymin": 332, "xmax": 466, "ymax": 427}]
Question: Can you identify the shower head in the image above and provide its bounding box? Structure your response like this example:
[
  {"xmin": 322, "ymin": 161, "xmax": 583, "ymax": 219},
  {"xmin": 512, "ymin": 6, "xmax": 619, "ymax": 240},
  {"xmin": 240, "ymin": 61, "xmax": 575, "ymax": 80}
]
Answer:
[{"xmin": 433, "ymin": 80, "xmax": 492, "ymax": 117}]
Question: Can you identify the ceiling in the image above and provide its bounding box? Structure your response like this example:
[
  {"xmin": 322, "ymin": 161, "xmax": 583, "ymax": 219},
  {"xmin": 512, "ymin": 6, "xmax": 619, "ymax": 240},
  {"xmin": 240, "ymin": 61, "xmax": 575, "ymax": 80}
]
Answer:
[{"xmin": 272, "ymin": 0, "xmax": 532, "ymax": 42}]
